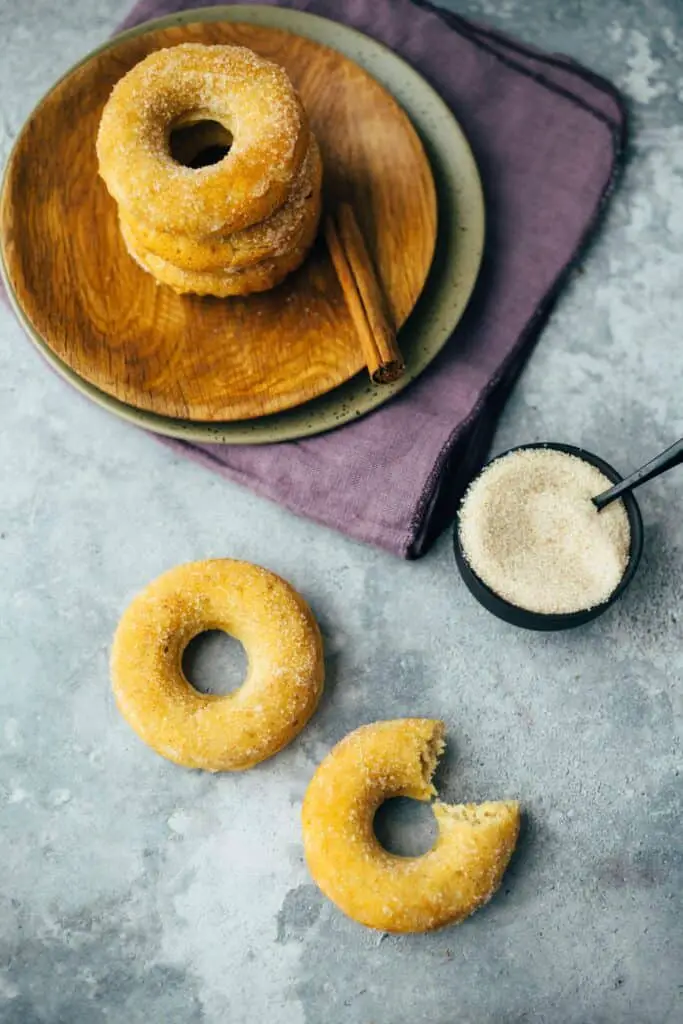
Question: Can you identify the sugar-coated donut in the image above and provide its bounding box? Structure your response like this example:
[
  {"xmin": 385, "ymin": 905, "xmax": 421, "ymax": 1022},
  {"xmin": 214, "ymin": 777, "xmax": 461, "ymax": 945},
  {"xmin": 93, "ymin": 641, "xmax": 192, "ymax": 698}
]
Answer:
[
  {"xmin": 121, "ymin": 138, "xmax": 322, "ymax": 272},
  {"xmin": 120, "ymin": 197, "xmax": 320, "ymax": 296},
  {"xmin": 302, "ymin": 719, "xmax": 520, "ymax": 932},
  {"xmin": 97, "ymin": 43, "xmax": 309, "ymax": 236},
  {"xmin": 110, "ymin": 560, "xmax": 324, "ymax": 771}
]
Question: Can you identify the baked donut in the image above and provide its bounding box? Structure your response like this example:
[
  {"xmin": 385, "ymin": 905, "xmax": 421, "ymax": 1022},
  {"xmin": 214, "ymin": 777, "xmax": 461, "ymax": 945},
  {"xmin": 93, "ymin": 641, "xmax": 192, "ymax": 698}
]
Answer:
[
  {"xmin": 302, "ymin": 719, "xmax": 520, "ymax": 932},
  {"xmin": 110, "ymin": 560, "xmax": 324, "ymax": 771},
  {"xmin": 121, "ymin": 138, "xmax": 322, "ymax": 272},
  {"xmin": 97, "ymin": 43, "xmax": 310, "ymax": 236},
  {"xmin": 120, "ymin": 198, "xmax": 320, "ymax": 296}
]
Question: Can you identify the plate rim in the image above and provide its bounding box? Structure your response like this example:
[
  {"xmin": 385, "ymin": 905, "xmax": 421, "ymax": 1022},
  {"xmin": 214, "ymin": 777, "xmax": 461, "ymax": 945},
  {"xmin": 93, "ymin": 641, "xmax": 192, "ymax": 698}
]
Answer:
[{"xmin": 0, "ymin": 3, "xmax": 485, "ymax": 445}]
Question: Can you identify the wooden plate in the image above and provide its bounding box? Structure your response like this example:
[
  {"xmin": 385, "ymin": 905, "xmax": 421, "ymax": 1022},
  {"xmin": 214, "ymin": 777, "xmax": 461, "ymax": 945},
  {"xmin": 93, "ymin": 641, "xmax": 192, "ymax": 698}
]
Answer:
[
  {"xmin": 0, "ymin": 18, "xmax": 437, "ymax": 422},
  {"xmin": 1, "ymin": 5, "xmax": 485, "ymax": 444}
]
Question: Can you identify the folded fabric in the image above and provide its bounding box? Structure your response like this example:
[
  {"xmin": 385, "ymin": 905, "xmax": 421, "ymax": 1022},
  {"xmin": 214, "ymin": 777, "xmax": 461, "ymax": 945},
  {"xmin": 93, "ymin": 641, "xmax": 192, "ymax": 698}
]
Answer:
[{"xmin": 27, "ymin": 0, "xmax": 632, "ymax": 556}]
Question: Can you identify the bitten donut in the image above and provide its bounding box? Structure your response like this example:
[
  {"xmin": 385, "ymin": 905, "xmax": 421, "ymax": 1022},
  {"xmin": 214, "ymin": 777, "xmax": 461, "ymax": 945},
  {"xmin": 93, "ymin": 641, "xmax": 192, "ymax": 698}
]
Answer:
[
  {"xmin": 121, "ymin": 138, "xmax": 323, "ymax": 272},
  {"xmin": 97, "ymin": 43, "xmax": 309, "ymax": 236},
  {"xmin": 302, "ymin": 719, "xmax": 520, "ymax": 933},
  {"xmin": 120, "ymin": 201, "xmax": 319, "ymax": 297},
  {"xmin": 110, "ymin": 560, "xmax": 324, "ymax": 771}
]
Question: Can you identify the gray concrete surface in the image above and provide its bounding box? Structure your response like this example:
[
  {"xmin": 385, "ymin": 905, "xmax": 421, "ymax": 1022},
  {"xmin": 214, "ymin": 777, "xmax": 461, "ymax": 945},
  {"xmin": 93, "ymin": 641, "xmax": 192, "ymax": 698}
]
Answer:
[{"xmin": 0, "ymin": 1, "xmax": 681, "ymax": 1022}]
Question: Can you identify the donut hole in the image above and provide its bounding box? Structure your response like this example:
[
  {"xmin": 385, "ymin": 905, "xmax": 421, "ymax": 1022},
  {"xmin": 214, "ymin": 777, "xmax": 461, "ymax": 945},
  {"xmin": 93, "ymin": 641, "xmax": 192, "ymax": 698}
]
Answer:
[
  {"xmin": 182, "ymin": 630, "xmax": 247, "ymax": 696},
  {"xmin": 169, "ymin": 119, "xmax": 233, "ymax": 169},
  {"xmin": 374, "ymin": 797, "xmax": 438, "ymax": 857}
]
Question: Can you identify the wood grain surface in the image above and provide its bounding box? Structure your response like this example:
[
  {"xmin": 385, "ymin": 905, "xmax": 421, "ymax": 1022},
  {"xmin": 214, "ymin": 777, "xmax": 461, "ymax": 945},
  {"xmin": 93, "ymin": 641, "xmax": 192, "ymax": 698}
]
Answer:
[{"xmin": 0, "ymin": 21, "xmax": 437, "ymax": 422}]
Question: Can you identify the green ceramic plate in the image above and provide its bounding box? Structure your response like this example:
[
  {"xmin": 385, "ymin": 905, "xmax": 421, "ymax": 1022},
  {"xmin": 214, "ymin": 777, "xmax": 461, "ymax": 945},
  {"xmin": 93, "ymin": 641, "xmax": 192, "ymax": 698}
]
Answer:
[{"xmin": 0, "ymin": 4, "xmax": 484, "ymax": 444}]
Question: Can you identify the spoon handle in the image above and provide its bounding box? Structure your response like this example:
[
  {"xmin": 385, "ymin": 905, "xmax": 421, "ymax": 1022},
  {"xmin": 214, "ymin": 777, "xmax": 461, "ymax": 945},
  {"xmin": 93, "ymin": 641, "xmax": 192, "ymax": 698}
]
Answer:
[{"xmin": 593, "ymin": 438, "xmax": 683, "ymax": 510}]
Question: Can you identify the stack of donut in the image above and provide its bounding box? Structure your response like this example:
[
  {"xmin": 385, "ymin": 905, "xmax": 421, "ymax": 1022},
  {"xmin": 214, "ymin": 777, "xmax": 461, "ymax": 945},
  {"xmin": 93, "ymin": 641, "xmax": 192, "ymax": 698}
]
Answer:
[{"xmin": 97, "ymin": 43, "xmax": 322, "ymax": 297}]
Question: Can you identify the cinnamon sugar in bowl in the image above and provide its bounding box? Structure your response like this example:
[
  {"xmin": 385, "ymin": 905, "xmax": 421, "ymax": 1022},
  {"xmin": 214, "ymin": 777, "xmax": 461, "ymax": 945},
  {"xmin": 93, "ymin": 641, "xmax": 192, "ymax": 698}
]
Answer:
[{"xmin": 453, "ymin": 443, "xmax": 644, "ymax": 630}]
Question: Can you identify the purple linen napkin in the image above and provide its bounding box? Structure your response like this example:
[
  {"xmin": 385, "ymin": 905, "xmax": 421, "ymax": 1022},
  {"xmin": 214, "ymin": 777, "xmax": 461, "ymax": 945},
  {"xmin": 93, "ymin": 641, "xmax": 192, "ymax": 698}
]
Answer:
[{"xmin": 10, "ymin": 0, "xmax": 627, "ymax": 557}]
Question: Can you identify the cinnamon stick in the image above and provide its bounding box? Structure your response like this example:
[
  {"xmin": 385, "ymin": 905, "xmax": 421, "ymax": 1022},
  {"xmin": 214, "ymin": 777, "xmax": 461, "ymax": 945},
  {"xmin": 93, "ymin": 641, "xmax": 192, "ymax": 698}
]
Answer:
[{"xmin": 325, "ymin": 204, "xmax": 405, "ymax": 385}]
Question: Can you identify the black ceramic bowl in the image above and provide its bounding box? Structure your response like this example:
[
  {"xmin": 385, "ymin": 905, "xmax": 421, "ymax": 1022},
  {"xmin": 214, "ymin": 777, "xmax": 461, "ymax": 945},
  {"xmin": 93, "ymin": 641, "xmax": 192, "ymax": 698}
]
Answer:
[{"xmin": 453, "ymin": 442, "xmax": 644, "ymax": 631}]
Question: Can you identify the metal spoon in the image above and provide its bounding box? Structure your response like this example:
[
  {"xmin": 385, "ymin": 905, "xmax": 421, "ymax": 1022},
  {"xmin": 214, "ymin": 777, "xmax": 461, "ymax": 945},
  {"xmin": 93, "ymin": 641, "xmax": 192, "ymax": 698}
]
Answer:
[{"xmin": 593, "ymin": 438, "xmax": 683, "ymax": 511}]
